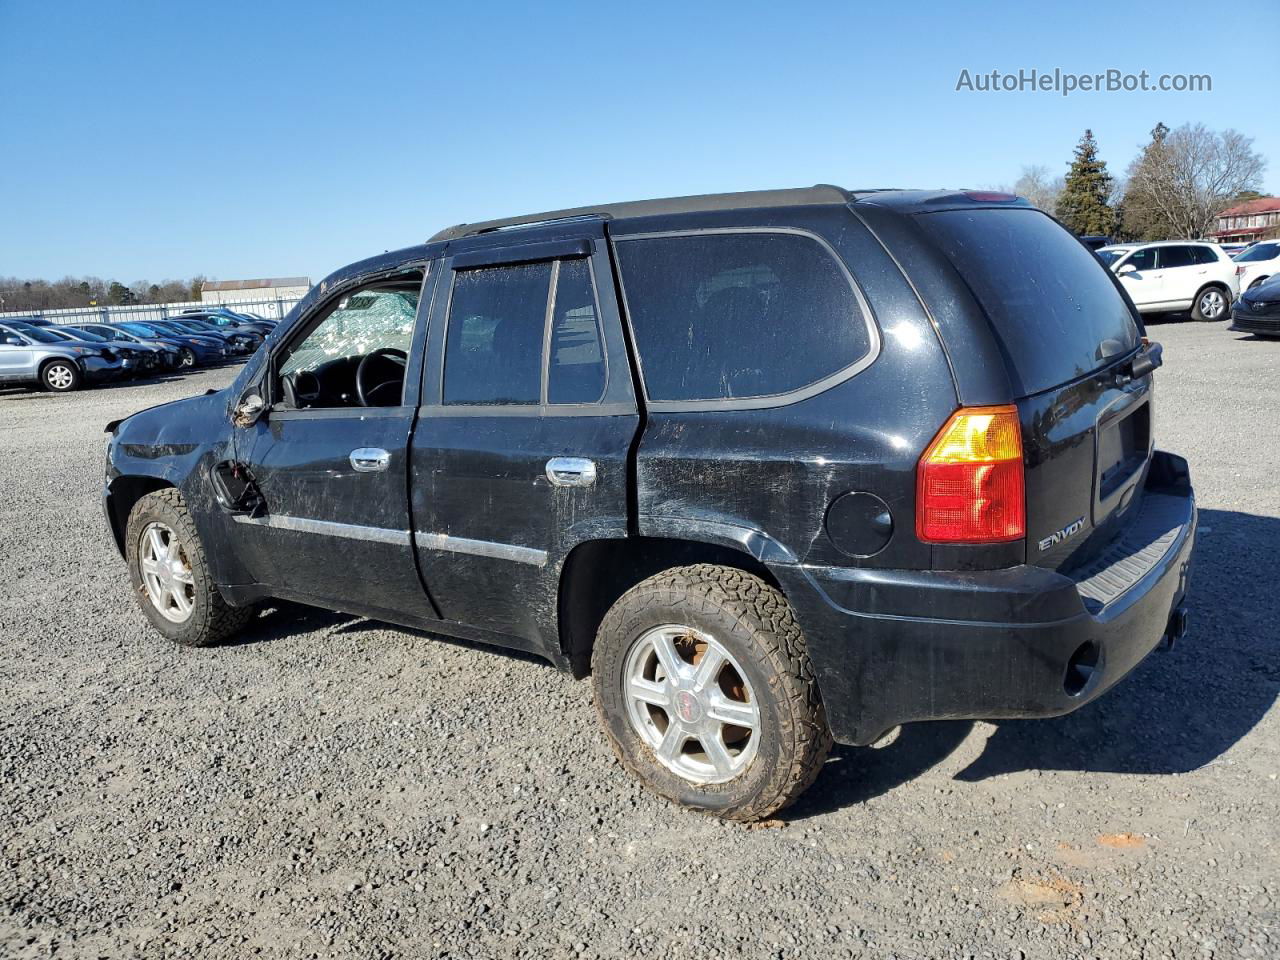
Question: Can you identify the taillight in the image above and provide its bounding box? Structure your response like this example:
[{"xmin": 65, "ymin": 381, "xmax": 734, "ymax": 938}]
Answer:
[
  {"xmin": 1236, "ymin": 265, "xmax": 1247, "ymax": 276},
  {"xmin": 916, "ymin": 405, "xmax": 1025, "ymax": 543}
]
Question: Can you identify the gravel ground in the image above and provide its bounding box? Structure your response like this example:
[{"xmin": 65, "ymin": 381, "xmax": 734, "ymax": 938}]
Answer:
[{"xmin": 2, "ymin": 320, "xmax": 1277, "ymax": 960}]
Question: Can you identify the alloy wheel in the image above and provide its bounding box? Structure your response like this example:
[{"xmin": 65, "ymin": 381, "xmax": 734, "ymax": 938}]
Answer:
[
  {"xmin": 622, "ymin": 624, "xmax": 760, "ymax": 784},
  {"xmin": 138, "ymin": 522, "xmax": 196, "ymax": 623},
  {"xmin": 44, "ymin": 363, "xmax": 75, "ymax": 390},
  {"xmin": 1199, "ymin": 290, "xmax": 1225, "ymax": 319}
]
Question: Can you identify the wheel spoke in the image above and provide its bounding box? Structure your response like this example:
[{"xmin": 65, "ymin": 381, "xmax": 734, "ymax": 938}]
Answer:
[
  {"xmin": 706, "ymin": 691, "xmax": 759, "ymax": 730},
  {"xmin": 146, "ymin": 526, "xmax": 168, "ymax": 561},
  {"xmin": 627, "ymin": 676, "xmax": 671, "ymax": 708},
  {"xmin": 701, "ymin": 730, "xmax": 736, "ymax": 778},
  {"xmin": 691, "ymin": 645, "xmax": 725, "ymax": 692},
  {"xmin": 140, "ymin": 557, "xmax": 163, "ymax": 578},
  {"xmin": 169, "ymin": 584, "xmax": 193, "ymax": 616},
  {"xmin": 172, "ymin": 567, "xmax": 195, "ymax": 586},
  {"xmin": 650, "ymin": 630, "xmax": 686, "ymax": 683},
  {"xmin": 655, "ymin": 724, "xmax": 686, "ymax": 765}
]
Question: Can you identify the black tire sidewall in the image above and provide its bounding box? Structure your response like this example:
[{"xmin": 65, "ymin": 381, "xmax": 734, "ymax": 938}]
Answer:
[
  {"xmin": 125, "ymin": 492, "xmax": 222, "ymax": 647},
  {"xmin": 1192, "ymin": 286, "xmax": 1228, "ymax": 322},
  {"xmin": 42, "ymin": 360, "xmax": 80, "ymax": 392},
  {"xmin": 593, "ymin": 587, "xmax": 800, "ymax": 817}
]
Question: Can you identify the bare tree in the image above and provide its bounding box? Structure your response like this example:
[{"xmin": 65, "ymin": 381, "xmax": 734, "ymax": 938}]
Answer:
[
  {"xmin": 1013, "ymin": 164, "xmax": 1064, "ymax": 213},
  {"xmin": 1124, "ymin": 123, "xmax": 1266, "ymax": 239}
]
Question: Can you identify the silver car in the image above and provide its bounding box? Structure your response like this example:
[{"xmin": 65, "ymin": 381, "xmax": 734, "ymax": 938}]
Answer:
[{"xmin": 0, "ymin": 322, "xmax": 125, "ymax": 392}]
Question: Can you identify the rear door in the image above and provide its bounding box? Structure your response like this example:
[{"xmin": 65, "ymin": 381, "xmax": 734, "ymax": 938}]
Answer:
[
  {"xmin": 410, "ymin": 226, "xmax": 639, "ymax": 654},
  {"xmin": 1155, "ymin": 245, "xmax": 1200, "ymax": 305},
  {"xmin": 914, "ymin": 207, "xmax": 1148, "ymax": 571}
]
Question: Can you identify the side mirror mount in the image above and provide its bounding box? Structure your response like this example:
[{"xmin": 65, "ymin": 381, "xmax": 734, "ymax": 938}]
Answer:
[
  {"xmin": 232, "ymin": 393, "xmax": 265, "ymax": 428},
  {"xmin": 1130, "ymin": 341, "xmax": 1163, "ymax": 380},
  {"xmin": 1117, "ymin": 263, "xmax": 1138, "ymax": 275}
]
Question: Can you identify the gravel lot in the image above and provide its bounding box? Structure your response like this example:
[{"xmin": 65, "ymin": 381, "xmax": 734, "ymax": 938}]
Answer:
[{"xmin": 2, "ymin": 319, "xmax": 1277, "ymax": 960}]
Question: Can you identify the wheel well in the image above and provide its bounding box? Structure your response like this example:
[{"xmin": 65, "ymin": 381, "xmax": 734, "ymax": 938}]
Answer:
[
  {"xmin": 106, "ymin": 476, "xmax": 174, "ymax": 554},
  {"xmin": 557, "ymin": 537, "xmax": 782, "ymax": 677},
  {"xmin": 39, "ymin": 356, "xmax": 76, "ymax": 374}
]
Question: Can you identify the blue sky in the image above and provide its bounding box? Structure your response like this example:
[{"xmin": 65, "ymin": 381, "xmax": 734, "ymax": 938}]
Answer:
[{"xmin": 2, "ymin": 0, "xmax": 1274, "ymax": 283}]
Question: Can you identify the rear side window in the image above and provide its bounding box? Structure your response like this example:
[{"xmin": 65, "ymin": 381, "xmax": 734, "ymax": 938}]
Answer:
[
  {"xmin": 917, "ymin": 209, "xmax": 1139, "ymax": 395},
  {"xmin": 444, "ymin": 262, "xmax": 551, "ymax": 405},
  {"xmin": 1158, "ymin": 246, "xmax": 1195, "ymax": 269},
  {"xmin": 547, "ymin": 259, "xmax": 606, "ymax": 404},
  {"xmin": 1189, "ymin": 246, "xmax": 1220, "ymax": 265},
  {"xmin": 616, "ymin": 232, "xmax": 870, "ymax": 403}
]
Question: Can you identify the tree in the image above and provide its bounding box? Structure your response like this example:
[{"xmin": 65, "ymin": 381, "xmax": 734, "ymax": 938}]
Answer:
[
  {"xmin": 1123, "ymin": 122, "xmax": 1266, "ymax": 240},
  {"xmin": 188, "ymin": 276, "xmax": 206, "ymax": 302},
  {"xmin": 106, "ymin": 281, "xmax": 135, "ymax": 305},
  {"xmin": 1013, "ymin": 164, "xmax": 1064, "ymax": 213},
  {"xmin": 1055, "ymin": 130, "xmax": 1117, "ymax": 237}
]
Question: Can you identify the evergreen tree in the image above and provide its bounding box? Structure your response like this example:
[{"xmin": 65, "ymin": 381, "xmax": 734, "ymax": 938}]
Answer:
[
  {"xmin": 1055, "ymin": 129, "xmax": 1118, "ymax": 237},
  {"xmin": 1121, "ymin": 123, "xmax": 1172, "ymax": 241}
]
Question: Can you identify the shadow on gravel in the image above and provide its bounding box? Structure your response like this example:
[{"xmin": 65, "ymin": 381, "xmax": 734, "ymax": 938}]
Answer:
[
  {"xmin": 792, "ymin": 508, "xmax": 1280, "ymax": 818},
  {"xmin": 230, "ymin": 600, "xmax": 549, "ymax": 667}
]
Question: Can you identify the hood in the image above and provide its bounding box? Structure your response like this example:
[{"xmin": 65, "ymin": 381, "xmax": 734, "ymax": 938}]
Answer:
[
  {"xmin": 1242, "ymin": 277, "xmax": 1280, "ymax": 304},
  {"xmin": 107, "ymin": 387, "xmax": 228, "ymax": 436}
]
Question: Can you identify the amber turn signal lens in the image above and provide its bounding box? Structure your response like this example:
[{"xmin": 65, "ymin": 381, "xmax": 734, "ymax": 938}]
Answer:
[{"xmin": 916, "ymin": 405, "xmax": 1025, "ymax": 543}]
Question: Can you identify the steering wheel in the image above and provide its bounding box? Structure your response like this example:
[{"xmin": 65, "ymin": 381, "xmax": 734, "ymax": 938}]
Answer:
[{"xmin": 355, "ymin": 348, "xmax": 408, "ymax": 407}]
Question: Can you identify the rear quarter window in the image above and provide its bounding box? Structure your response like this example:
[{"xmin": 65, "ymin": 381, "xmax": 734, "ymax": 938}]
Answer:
[
  {"xmin": 916, "ymin": 208, "xmax": 1139, "ymax": 395},
  {"xmin": 615, "ymin": 231, "xmax": 873, "ymax": 404}
]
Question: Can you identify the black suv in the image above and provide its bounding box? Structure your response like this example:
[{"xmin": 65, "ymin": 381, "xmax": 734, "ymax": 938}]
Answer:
[{"xmin": 103, "ymin": 186, "xmax": 1195, "ymax": 820}]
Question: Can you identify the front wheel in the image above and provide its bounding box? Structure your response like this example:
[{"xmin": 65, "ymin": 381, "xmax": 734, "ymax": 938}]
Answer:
[
  {"xmin": 591, "ymin": 564, "xmax": 832, "ymax": 821},
  {"xmin": 41, "ymin": 359, "xmax": 81, "ymax": 392},
  {"xmin": 1192, "ymin": 286, "xmax": 1229, "ymax": 322},
  {"xmin": 125, "ymin": 489, "xmax": 253, "ymax": 646},
  {"xmin": 178, "ymin": 347, "xmax": 196, "ymax": 368}
]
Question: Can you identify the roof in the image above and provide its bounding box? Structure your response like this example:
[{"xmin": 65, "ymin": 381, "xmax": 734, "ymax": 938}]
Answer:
[
  {"xmin": 429, "ymin": 185, "xmax": 854, "ymax": 242},
  {"xmin": 1208, "ymin": 225, "xmax": 1274, "ymax": 238},
  {"xmin": 1216, "ymin": 196, "xmax": 1280, "ymax": 218},
  {"xmin": 1099, "ymin": 240, "xmax": 1217, "ymax": 250},
  {"xmin": 427, "ymin": 185, "xmax": 1036, "ymax": 242},
  {"xmin": 202, "ymin": 277, "xmax": 312, "ymax": 292}
]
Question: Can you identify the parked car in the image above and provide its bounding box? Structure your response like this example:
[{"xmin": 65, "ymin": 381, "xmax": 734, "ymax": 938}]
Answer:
[
  {"xmin": 147, "ymin": 320, "xmax": 258, "ymax": 357},
  {"xmin": 1220, "ymin": 243, "xmax": 1250, "ymax": 258},
  {"xmin": 103, "ymin": 186, "xmax": 1194, "ymax": 821},
  {"xmin": 1077, "ymin": 234, "xmax": 1111, "ymax": 250},
  {"xmin": 69, "ymin": 324, "xmax": 184, "ymax": 370},
  {"xmin": 111, "ymin": 322, "xmax": 228, "ymax": 367},
  {"xmin": 1096, "ymin": 241, "xmax": 1239, "ymax": 320},
  {"xmin": 0, "ymin": 321, "xmax": 125, "ymax": 391},
  {"xmin": 42, "ymin": 324, "xmax": 162, "ymax": 375},
  {"xmin": 178, "ymin": 308, "xmax": 275, "ymax": 338},
  {"xmin": 1231, "ymin": 239, "xmax": 1280, "ymax": 292},
  {"xmin": 1229, "ymin": 273, "xmax": 1280, "ymax": 339}
]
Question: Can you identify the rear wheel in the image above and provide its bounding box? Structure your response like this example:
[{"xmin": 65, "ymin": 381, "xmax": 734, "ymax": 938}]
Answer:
[
  {"xmin": 1191, "ymin": 285, "xmax": 1229, "ymax": 321},
  {"xmin": 125, "ymin": 489, "xmax": 253, "ymax": 647},
  {"xmin": 41, "ymin": 359, "xmax": 81, "ymax": 392},
  {"xmin": 591, "ymin": 564, "xmax": 832, "ymax": 821}
]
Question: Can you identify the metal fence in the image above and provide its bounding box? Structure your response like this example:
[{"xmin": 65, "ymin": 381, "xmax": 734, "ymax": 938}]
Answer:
[{"xmin": 0, "ymin": 295, "xmax": 304, "ymax": 326}]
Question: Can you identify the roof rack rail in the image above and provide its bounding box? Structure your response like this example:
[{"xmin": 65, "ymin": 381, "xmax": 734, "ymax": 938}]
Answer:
[{"xmin": 428, "ymin": 184, "xmax": 852, "ymax": 243}]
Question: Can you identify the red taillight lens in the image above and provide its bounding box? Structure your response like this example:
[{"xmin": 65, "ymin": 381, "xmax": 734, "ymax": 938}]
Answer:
[{"xmin": 916, "ymin": 405, "xmax": 1025, "ymax": 543}]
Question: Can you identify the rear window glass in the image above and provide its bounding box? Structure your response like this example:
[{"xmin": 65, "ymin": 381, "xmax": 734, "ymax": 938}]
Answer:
[
  {"xmin": 616, "ymin": 232, "xmax": 870, "ymax": 403},
  {"xmin": 917, "ymin": 209, "xmax": 1139, "ymax": 395}
]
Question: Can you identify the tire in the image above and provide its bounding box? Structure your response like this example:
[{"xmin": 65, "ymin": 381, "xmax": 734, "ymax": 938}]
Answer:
[
  {"xmin": 1191, "ymin": 285, "xmax": 1230, "ymax": 322},
  {"xmin": 178, "ymin": 347, "xmax": 196, "ymax": 368},
  {"xmin": 40, "ymin": 359, "xmax": 81, "ymax": 392},
  {"xmin": 591, "ymin": 564, "xmax": 832, "ymax": 821},
  {"xmin": 125, "ymin": 489, "xmax": 253, "ymax": 647}
]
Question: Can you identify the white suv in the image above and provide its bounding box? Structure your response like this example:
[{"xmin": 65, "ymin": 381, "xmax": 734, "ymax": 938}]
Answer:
[
  {"xmin": 1097, "ymin": 241, "xmax": 1240, "ymax": 321},
  {"xmin": 1232, "ymin": 240, "xmax": 1280, "ymax": 293}
]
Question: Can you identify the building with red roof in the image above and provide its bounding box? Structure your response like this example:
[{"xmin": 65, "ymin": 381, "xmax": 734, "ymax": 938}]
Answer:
[{"xmin": 1210, "ymin": 197, "xmax": 1280, "ymax": 244}]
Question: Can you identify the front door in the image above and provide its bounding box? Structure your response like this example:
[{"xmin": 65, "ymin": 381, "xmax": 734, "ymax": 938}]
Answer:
[
  {"xmin": 409, "ymin": 228, "xmax": 639, "ymax": 655},
  {"xmin": 230, "ymin": 266, "xmax": 439, "ymax": 621},
  {"xmin": 0, "ymin": 328, "xmax": 35, "ymax": 381},
  {"xmin": 1116, "ymin": 246, "xmax": 1165, "ymax": 308}
]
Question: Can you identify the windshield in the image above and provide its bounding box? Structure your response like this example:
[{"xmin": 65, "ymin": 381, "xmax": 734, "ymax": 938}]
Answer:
[
  {"xmin": 1095, "ymin": 248, "xmax": 1130, "ymax": 267},
  {"xmin": 121, "ymin": 322, "xmax": 163, "ymax": 337},
  {"xmin": 58, "ymin": 327, "xmax": 107, "ymax": 342},
  {"xmin": 917, "ymin": 208, "xmax": 1140, "ymax": 396},
  {"xmin": 1234, "ymin": 243, "xmax": 1280, "ymax": 263},
  {"xmin": 3, "ymin": 324, "xmax": 64, "ymax": 344}
]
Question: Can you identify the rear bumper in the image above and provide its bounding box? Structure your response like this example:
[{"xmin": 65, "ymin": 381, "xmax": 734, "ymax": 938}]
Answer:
[{"xmin": 784, "ymin": 451, "xmax": 1196, "ymax": 745}]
